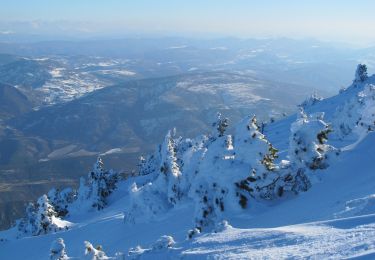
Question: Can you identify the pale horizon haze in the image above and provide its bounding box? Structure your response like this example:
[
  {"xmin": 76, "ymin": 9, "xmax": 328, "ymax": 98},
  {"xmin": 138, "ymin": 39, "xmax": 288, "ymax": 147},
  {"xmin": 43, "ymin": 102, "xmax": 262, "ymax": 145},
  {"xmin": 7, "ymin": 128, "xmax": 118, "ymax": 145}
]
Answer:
[{"xmin": 0, "ymin": 0, "xmax": 374, "ymax": 46}]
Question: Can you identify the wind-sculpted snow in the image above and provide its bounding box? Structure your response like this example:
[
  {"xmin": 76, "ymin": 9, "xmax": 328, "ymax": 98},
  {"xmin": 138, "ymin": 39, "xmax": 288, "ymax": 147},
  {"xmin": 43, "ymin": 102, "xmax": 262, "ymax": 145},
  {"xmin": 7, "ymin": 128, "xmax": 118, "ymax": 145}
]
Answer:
[{"xmin": 1, "ymin": 65, "xmax": 375, "ymax": 259}]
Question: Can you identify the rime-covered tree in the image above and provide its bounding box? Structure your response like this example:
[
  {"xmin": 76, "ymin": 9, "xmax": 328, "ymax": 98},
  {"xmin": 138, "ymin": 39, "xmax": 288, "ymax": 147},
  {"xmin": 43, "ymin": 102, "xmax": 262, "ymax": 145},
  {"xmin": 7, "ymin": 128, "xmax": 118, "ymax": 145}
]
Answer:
[
  {"xmin": 234, "ymin": 115, "xmax": 280, "ymax": 205},
  {"xmin": 156, "ymin": 130, "xmax": 184, "ymax": 205},
  {"xmin": 47, "ymin": 187, "xmax": 74, "ymax": 218},
  {"xmin": 34, "ymin": 195, "xmax": 61, "ymax": 235},
  {"xmin": 16, "ymin": 202, "xmax": 37, "ymax": 236},
  {"xmin": 289, "ymin": 110, "xmax": 337, "ymax": 171},
  {"xmin": 124, "ymin": 131, "xmax": 196, "ymax": 224},
  {"xmin": 50, "ymin": 238, "xmax": 69, "ymax": 260},
  {"xmin": 17, "ymin": 194, "xmax": 66, "ymax": 236},
  {"xmin": 212, "ymin": 112, "xmax": 229, "ymax": 138},
  {"xmin": 137, "ymin": 153, "xmax": 160, "ymax": 177},
  {"xmin": 190, "ymin": 126, "xmax": 235, "ymax": 231},
  {"xmin": 189, "ymin": 115, "xmax": 282, "ymax": 231},
  {"xmin": 356, "ymin": 84, "xmax": 375, "ymax": 132},
  {"xmin": 77, "ymin": 156, "xmax": 119, "ymax": 210}
]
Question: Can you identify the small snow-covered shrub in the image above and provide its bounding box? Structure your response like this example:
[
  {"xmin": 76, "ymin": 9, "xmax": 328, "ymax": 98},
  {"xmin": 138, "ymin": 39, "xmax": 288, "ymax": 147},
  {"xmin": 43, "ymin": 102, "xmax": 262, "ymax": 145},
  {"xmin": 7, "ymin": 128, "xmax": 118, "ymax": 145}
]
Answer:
[
  {"xmin": 187, "ymin": 227, "xmax": 201, "ymax": 239},
  {"xmin": 84, "ymin": 241, "xmax": 109, "ymax": 260},
  {"xmin": 151, "ymin": 235, "xmax": 176, "ymax": 250},
  {"xmin": 50, "ymin": 238, "xmax": 68, "ymax": 260},
  {"xmin": 128, "ymin": 235, "xmax": 176, "ymax": 258},
  {"xmin": 300, "ymin": 92, "xmax": 323, "ymax": 109},
  {"xmin": 214, "ymin": 220, "xmax": 232, "ymax": 233}
]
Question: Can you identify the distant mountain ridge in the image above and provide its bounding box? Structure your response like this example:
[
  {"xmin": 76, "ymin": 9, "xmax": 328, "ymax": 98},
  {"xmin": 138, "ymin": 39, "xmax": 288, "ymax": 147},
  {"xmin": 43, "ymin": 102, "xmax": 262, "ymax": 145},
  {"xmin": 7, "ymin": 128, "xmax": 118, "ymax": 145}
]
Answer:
[{"xmin": 0, "ymin": 83, "xmax": 32, "ymax": 120}]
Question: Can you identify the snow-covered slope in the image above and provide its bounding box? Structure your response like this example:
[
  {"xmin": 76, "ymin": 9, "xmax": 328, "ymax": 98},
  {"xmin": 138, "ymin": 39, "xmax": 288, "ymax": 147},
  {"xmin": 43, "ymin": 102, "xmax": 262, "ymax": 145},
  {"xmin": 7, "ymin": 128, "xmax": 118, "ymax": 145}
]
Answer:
[{"xmin": 1, "ymin": 65, "xmax": 375, "ymax": 259}]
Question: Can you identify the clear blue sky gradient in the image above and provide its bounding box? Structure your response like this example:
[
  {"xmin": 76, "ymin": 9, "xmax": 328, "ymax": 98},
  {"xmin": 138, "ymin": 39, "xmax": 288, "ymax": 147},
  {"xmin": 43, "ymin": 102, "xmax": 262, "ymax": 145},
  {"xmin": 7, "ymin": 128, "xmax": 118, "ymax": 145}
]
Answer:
[{"xmin": 1, "ymin": 0, "xmax": 375, "ymax": 43}]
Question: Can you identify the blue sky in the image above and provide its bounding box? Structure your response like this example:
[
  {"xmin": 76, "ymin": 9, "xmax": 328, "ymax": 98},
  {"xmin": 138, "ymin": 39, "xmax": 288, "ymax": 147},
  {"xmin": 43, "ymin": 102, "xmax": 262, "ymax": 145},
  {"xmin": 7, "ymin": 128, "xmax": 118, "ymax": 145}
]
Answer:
[{"xmin": 1, "ymin": 0, "xmax": 375, "ymax": 44}]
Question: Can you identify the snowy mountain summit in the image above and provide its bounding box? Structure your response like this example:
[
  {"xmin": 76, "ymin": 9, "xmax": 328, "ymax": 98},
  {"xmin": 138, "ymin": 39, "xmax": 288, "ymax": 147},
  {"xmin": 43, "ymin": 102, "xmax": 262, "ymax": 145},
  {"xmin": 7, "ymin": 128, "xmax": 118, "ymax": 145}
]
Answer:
[{"xmin": 1, "ymin": 64, "xmax": 375, "ymax": 259}]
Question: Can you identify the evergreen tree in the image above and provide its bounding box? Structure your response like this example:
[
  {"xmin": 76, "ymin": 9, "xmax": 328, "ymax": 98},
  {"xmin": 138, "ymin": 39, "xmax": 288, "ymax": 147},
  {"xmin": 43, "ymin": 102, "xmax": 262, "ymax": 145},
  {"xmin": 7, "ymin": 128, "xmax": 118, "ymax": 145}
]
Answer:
[
  {"xmin": 355, "ymin": 64, "xmax": 368, "ymax": 82},
  {"xmin": 193, "ymin": 180, "xmax": 227, "ymax": 232},
  {"xmin": 77, "ymin": 156, "xmax": 120, "ymax": 210},
  {"xmin": 356, "ymin": 84, "xmax": 375, "ymax": 133},
  {"xmin": 234, "ymin": 115, "xmax": 280, "ymax": 204},
  {"xmin": 47, "ymin": 187, "xmax": 74, "ymax": 218},
  {"xmin": 16, "ymin": 202, "xmax": 37, "ymax": 236},
  {"xmin": 138, "ymin": 153, "xmax": 160, "ymax": 177},
  {"xmin": 191, "ymin": 125, "xmax": 234, "ymax": 231},
  {"xmin": 17, "ymin": 194, "xmax": 69, "ymax": 237},
  {"xmin": 34, "ymin": 195, "xmax": 61, "ymax": 235},
  {"xmin": 288, "ymin": 110, "xmax": 337, "ymax": 171},
  {"xmin": 158, "ymin": 130, "xmax": 183, "ymax": 205},
  {"xmin": 212, "ymin": 112, "xmax": 229, "ymax": 138}
]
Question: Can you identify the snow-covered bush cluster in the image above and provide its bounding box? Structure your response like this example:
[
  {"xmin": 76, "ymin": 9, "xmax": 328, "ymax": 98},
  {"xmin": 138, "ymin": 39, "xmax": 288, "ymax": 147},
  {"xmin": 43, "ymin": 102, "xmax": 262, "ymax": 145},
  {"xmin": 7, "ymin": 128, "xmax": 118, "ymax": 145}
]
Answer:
[
  {"xmin": 124, "ymin": 110, "xmax": 337, "ymax": 232},
  {"xmin": 16, "ymin": 156, "xmax": 119, "ymax": 237},
  {"xmin": 13, "ymin": 64, "xmax": 375, "ymax": 256},
  {"xmin": 50, "ymin": 238, "xmax": 127, "ymax": 260},
  {"xmin": 122, "ymin": 64, "xmax": 375, "ymax": 233}
]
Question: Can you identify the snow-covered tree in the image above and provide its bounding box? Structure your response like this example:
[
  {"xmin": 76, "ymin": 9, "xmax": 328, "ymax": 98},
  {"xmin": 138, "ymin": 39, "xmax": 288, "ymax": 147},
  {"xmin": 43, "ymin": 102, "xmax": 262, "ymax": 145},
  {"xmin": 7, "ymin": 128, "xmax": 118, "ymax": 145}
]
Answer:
[
  {"xmin": 50, "ymin": 238, "xmax": 68, "ymax": 260},
  {"xmin": 17, "ymin": 194, "xmax": 68, "ymax": 236},
  {"xmin": 76, "ymin": 156, "xmax": 119, "ymax": 210},
  {"xmin": 356, "ymin": 84, "xmax": 375, "ymax": 133},
  {"xmin": 156, "ymin": 130, "xmax": 184, "ymax": 205},
  {"xmin": 84, "ymin": 241, "xmax": 108, "ymax": 260},
  {"xmin": 189, "ymin": 115, "xmax": 282, "ymax": 231},
  {"xmin": 300, "ymin": 92, "xmax": 323, "ymax": 109},
  {"xmin": 190, "ymin": 123, "xmax": 236, "ymax": 231},
  {"xmin": 212, "ymin": 112, "xmax": 229, "ymax": 138},
  {"xmin": 137, "ymin": 154, "xmax": 159, "ymax": 177},
  {"xmin": 16, "ymin": 202, "xmax": 37, "ymax": 236},
  {"xmin": 332, "ymin": 65, "xmax": 375, "ymax": 138},
  {"xmin": 354, "ymin": 64, "xmax": 368, "ymax": 82},
  {"xmin": 289, "ymin": 110, "xmax": 337, "ymax": 171},
  {"xmin": 47, "ymin": 187, "xmax": 74, "ymax": 218},
  {"xmin": 234, "ymin": 115, "xmax": 280, "ymax": 204},
  {"xmin": 34, "ymin": 195, "xmax": 61, "ymax": 235}
]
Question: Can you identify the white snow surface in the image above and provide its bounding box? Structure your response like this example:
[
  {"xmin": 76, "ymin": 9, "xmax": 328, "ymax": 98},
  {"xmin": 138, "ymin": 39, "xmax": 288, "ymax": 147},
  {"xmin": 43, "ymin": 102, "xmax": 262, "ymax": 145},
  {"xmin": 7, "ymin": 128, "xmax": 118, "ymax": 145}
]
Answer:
[{"xmin": 1, "ymin": 71, "xmax": 375, "ymax": 259}]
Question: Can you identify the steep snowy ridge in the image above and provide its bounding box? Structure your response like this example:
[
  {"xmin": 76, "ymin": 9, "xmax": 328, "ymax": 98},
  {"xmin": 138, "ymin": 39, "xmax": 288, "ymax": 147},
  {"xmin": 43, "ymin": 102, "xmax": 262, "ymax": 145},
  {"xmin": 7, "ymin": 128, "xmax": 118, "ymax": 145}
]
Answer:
[{"xmin": 1, "ymin": 65, "xmax": 375, "ymax": 259}]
